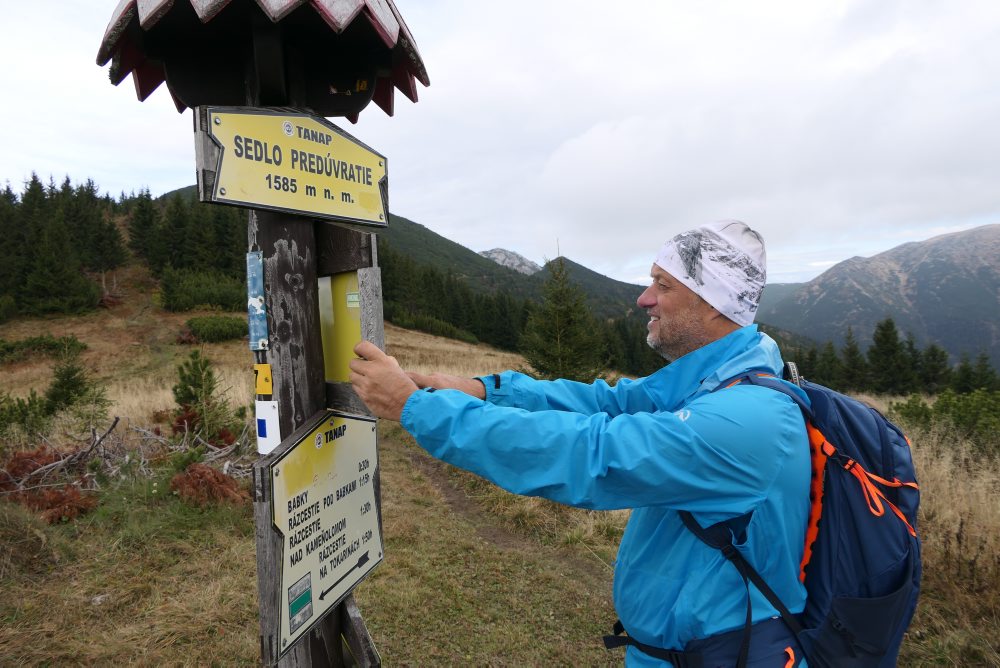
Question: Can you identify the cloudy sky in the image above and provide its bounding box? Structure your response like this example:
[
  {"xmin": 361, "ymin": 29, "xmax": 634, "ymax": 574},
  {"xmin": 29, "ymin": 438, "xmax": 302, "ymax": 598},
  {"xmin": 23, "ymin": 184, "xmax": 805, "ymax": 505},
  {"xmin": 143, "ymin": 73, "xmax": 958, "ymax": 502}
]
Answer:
[{"xmin": 1, "ymin": 0, "xmax": 998, "ymax": 285}]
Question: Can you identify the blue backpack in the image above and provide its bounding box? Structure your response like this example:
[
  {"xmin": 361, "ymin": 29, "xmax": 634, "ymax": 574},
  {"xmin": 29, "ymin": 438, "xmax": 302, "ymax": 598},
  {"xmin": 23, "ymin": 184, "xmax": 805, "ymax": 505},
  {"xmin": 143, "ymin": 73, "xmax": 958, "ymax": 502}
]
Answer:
[{"xmin": 681, "ymin": 363, "xmax": 922, "ymax": 667}]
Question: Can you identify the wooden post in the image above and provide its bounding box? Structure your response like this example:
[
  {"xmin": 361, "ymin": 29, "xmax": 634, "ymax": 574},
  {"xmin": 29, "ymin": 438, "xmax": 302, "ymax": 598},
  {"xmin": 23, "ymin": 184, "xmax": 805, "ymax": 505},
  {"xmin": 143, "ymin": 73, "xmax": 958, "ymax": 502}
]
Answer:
[
  {"xmin": 99, "ymin": 3, "xmax": 426, "ymax": 664},
  {"xmin": 246, "ymin": 21, "xmax": 382, "ymax": 667}
]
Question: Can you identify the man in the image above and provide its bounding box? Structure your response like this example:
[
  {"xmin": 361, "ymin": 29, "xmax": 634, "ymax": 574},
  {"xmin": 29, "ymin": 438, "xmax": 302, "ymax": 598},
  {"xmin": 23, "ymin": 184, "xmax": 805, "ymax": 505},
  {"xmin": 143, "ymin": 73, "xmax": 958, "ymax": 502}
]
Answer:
[{"xmin": 350, "ymin": 220, "xmax": 810, "ymax": 667}]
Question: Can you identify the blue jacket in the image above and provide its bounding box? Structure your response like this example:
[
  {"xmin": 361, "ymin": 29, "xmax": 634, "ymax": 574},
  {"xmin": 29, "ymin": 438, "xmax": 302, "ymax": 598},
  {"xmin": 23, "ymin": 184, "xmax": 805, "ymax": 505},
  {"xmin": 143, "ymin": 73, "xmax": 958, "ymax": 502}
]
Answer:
[{"xmin": 400, "ymin": 325, "xmax": 810, "ymax": 666}]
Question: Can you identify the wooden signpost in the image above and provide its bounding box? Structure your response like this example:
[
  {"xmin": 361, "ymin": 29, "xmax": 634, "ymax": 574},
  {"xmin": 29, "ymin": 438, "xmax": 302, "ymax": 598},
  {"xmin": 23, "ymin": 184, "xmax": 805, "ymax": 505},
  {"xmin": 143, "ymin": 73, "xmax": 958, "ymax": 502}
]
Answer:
[{"xmin": 97, "ymin": 1, "xmax": 429, "ymax": 665}]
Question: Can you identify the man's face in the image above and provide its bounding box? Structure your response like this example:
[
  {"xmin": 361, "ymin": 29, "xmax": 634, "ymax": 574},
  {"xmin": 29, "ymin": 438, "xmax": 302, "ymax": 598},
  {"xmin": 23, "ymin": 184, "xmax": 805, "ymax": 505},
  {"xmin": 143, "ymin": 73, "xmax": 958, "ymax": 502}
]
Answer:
[{"xmin": 637, "ymin": 264, "xmax": 716, "ymax": 361}]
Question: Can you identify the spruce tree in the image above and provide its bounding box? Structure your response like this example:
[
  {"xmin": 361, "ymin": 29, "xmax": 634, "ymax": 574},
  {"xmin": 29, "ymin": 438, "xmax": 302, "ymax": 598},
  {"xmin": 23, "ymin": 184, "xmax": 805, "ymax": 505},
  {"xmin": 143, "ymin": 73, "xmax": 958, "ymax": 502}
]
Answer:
[
  {"xmin": 840, "ymin": 327, "xmax": 869, "ymax": 392},
  {"xmin": 89, "ymin": 216, "xmax": 128, "ymax": 295},
  {"xmin": 798, "ymin": 346, "xmax": 819, "ymax": 379},
  {"xmin": 67, "ymin": 179, "xmax": 107, "ymax": 267},
  {"xmin": 184, "ymin": 202, "xmax": 217, "ymax": 271},
  {"xmin": 21, "ymin": 209, "xmax": 99, "ymax": 314},
  {"xmin": 161, "ymin": 195, "xmax": 191, "ymax": 271},
  {"xmin": 920, "ymin": 344, "xmax": 951, "ymax": 394},
  {"xmin": 15, "ymin": 174, "xmax": 49, "ymax": 290},
  {"xmin": 520, "ymin": 258, "xmax": 604, "ymax": 381},
  {"xmin": 971, "ymin": 353, "xmax": 998, "ymax": 392},
  {"xmin": 867, "ymin": 318, "xmax": 909, "ymax": 395},
  {"xmin": 127, "ymin": 188, "xmax": 157, "ymax": 259},
  {"xmin": 814, "ymin": 341, "xmax": 843, "ymax": 389},
  {"xmin": 951, "ymin": 354, "xmax": 975, "ymax": 394},
  {"xmin": 0, "ymin": 184, "xmax": 19, "ymax": 299}
]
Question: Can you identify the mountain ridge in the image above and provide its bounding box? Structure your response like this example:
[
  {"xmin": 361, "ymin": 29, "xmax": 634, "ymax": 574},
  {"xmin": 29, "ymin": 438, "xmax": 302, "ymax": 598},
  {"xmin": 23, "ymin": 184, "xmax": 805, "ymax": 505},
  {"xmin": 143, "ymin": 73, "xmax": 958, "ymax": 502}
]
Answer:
[
  {"xmin": 154, "ymin": 186, "xmax": 998, "ymax": 365},
  {"xmin": 758, "ymin": 224, "xmax": 1000, "ymax": 365}
]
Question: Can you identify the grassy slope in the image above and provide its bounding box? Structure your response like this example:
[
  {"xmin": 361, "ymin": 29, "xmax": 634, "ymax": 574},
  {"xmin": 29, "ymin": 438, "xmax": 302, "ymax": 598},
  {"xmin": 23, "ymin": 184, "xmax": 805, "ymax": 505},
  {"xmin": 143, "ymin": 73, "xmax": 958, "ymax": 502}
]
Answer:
[
  {"xmin": 0, "ymin": 269, "xmax": 619, "ymax": 664},
  {"xmin": 2, "ymin": 264, "xmax": 998, "ymax": 665}
]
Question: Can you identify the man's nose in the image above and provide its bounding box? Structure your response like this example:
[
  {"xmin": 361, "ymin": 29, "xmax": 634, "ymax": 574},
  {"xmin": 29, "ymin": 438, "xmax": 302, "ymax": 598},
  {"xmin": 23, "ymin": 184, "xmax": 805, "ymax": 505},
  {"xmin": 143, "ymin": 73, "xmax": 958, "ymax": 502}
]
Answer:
[{"xmin": 637, "ymin": 285, "xmax": 655, "ymax": 309}]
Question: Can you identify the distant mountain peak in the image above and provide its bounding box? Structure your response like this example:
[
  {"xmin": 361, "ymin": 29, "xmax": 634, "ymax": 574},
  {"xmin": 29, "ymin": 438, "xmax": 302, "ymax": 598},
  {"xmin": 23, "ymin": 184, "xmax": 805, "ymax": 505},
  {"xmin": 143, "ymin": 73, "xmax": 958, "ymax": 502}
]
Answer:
[{"xmin": 479, "ymin": 248, "xmax": 542, "ymax": 275}]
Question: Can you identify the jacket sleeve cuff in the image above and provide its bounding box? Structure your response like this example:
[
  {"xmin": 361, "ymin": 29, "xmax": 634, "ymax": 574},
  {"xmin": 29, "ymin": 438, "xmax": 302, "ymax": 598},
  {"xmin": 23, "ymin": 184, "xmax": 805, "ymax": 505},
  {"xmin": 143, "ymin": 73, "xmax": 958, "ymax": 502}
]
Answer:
[
  {"xmin": 477, "ymin": 371, "xmax": 516, "ymax": 403},
  {"xmin": 400, "ymin": 387, "xmax": 434, "ymax": 434}
]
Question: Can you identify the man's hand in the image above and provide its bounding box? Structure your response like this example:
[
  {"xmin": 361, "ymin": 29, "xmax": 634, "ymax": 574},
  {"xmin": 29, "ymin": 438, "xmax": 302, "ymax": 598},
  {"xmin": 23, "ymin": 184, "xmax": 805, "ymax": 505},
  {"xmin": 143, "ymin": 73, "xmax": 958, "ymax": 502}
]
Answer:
[
  {"xmin": 349, "ymin": 341, "xmax": 419, "ymax": 421},
  {"xmin": 407, "ymin": 371, "xmax": 487, "ymax": 400}
]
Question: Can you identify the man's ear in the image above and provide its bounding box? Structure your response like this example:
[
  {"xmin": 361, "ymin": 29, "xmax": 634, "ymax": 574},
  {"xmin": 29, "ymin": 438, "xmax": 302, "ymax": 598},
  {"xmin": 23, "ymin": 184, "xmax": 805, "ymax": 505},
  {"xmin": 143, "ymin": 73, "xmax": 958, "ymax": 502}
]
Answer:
[{"xmin": 703, "ymin": 301, "xmax": 740, "ymax": 334}]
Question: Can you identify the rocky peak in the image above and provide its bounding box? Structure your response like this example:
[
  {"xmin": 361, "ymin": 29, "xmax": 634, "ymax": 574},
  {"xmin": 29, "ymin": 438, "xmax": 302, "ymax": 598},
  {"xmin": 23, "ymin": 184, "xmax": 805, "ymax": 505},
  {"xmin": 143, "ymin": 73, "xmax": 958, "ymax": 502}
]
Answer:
[{"xmin": 479, "ymin": 248, "xmax": 542, "ymax": 275}]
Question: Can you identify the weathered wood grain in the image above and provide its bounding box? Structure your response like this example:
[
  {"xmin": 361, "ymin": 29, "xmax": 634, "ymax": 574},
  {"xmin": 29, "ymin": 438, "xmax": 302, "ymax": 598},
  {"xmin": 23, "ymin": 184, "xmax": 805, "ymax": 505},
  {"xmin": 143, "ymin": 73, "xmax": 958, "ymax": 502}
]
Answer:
[
  {"xmin": 250, "ymin": 209, "xmax": 355, "ymax": 667},
  {"xmin": 316, "ymin": 225, "xmax": 375, "ymax": 276}
]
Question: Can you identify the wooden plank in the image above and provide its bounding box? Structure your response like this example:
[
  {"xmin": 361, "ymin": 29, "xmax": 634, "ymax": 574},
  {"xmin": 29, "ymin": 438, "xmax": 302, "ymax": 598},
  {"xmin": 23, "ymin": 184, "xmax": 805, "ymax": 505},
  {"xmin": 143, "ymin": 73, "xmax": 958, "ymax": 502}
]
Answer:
[
  {"xmin": 312, "ymin": 0, "xmax": 365, "ymax": 33},
  {"xmin": 189, "ymin": 0, "xmax": 235, "ymax": 23},
  {"xmin": 249, "ymin": 211, "xmax": 326, "ymax": 435},
  {"xmin": 256, "ymin": 0, "xmax": 307, "ymax": 22},
  {"xmin": 316, "ymin": 225, "xmax": 375, "ymax": 276},
  {"xmin": 341, "ymin": 595, "xmax": 381, "ymax": 665},
  {"xmin": 358, "ymin": 266, "xmax": 385, "ymax": 353},
  {"xmin": 109, "ymin": 39, "xmax": 144, "ymax": 86},
  {"xmin": 364, "ymin": 0, "xmax": 400, "ymax": 49},
  {"xmin": 97, "ymin": 0, "xmax": 137, "ymax": 66},
  {"xmin": 393, "ymin": 69, "xmax": 418, "ymax": 104},
  {"xmin": 131, "ymin": 59, "xmax": 166, "ymax": 101},
  {"xmin": 136, "ymin": 0, "xmax": 174, "ymax": 29},
  {"xmin": 371, "ymin": 77, "xmax": 394, "ymax": 117},
  {"xmin": 324, "ymin": 260, "xmax": 384, "ymax": 416}
]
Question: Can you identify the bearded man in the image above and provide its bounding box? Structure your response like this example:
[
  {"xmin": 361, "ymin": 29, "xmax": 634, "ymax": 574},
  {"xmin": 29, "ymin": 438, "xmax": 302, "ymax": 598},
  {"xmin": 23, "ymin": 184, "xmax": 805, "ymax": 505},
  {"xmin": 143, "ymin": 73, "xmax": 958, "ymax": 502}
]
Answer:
[{"xmin": 351, "ymin": 220, "xmax": 809, "ymax": 667}]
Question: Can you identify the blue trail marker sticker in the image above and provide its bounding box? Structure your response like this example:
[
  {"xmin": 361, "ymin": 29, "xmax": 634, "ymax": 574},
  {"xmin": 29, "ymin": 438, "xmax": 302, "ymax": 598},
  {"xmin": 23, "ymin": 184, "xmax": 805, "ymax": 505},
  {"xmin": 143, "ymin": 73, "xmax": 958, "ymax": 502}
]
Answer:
[{"xmin": 247, "ymin": 251, "xmax": 268, "ymax": 350}]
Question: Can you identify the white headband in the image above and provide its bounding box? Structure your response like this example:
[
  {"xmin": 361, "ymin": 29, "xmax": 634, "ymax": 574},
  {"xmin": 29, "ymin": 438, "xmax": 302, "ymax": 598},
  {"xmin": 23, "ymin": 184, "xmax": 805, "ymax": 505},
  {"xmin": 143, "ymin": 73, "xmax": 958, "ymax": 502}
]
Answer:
[{"xmin": 654, "ymin": 220, "xmax": 767, "ymax": 326}]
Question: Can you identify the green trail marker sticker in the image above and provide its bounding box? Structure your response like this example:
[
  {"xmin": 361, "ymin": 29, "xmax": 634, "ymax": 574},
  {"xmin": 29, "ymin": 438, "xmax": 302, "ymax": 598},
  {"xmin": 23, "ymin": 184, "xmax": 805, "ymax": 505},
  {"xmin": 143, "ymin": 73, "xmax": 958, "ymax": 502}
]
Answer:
[{"xmin": 288, "ymin": 573, "xmax": 313, "ymax": 634}]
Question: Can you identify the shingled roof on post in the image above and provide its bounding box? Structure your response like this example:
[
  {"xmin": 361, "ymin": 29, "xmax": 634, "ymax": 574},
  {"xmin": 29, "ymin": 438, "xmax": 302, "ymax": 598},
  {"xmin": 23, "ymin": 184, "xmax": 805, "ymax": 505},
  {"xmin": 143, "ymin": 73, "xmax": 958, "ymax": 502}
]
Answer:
[{"xmin": 97, "ymin": 0, "xmax": 429, "ymax": 120}]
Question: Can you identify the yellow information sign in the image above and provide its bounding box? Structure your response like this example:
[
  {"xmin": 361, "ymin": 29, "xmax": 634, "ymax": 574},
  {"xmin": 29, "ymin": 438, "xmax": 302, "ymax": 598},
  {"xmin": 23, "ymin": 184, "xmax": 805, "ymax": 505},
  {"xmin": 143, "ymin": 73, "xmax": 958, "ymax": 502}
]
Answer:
[
  {"xmin": 269, "ymin": 411, "xmax": 382, "ymax": 656},
  {"xmin": 198, "ymin": 107, "xmax": 388, "ymax": 227},
  {"xmin": 318, "ymin": 272, "xmax": 363, "ymax": 383}
]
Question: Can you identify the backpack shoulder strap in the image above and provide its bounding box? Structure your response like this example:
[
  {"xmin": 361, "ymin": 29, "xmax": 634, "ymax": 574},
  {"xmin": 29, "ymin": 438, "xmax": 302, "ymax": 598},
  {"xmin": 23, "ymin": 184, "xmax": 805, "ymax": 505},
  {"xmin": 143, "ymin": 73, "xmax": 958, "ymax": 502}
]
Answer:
[
  {"xmin": 678, "ymin": 510, "xmax": 806, "ymax": 668},
  {"xmin": 717, "ymin": 368, "xmax": 814, "ymax": 421}
]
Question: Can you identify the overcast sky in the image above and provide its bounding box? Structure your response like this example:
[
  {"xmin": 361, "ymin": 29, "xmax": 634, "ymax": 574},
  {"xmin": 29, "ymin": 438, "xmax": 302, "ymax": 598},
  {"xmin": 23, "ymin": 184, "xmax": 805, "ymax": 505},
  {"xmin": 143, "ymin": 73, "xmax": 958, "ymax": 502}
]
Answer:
[{"xmin": 2, "ymin": 1, "xmax": 998, "ymax": 285}]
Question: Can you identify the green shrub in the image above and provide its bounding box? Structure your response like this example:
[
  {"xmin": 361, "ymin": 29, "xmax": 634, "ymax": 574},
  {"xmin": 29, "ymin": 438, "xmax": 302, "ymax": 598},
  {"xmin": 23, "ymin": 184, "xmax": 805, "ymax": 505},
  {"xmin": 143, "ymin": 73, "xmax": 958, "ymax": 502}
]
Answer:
[
  {"xmin": 171, "ymin": 351, "xmax": 241, "ymax": 447},
  {"xmin": 160, "ymin": 267, "xmax": 244, "ymax": 312},
  {"xmin": 0, "ymin": 351, "xmax": 108, "ymax": 439},
  {"xmin": 185, "ymin": 316, "xmax": 247, "ymax": 343},
  {"xmin": 932, "ymin": 389, "xmax": 1000, "ymax": 455},
  {"xmin": 0, "ymin": 390, "xmax": 51, "ymax": 438},
  {"xmin": 0, "ymin": 335, "xmax": 87, "ymax": 364},
  {"xmin": 172, "ymin": 350, "xmax": 217, "ymax": 408},
  {"xmin": 44, "ymin": 356, "xmax": 90, "ymax": 414},
  {"xmin": 889, "ymin": 394, "xmax": 932, "ymax": 430},
  {"xmin": 891, "ymin": 389, "xmax": 1000, "ymax": 457}
]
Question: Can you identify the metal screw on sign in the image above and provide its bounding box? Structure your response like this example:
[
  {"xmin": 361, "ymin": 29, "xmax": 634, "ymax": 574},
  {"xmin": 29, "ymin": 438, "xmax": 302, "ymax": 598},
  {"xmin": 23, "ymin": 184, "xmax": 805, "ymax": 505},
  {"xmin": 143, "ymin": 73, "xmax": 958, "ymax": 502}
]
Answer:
[
  {"xmin": 274, "ymin": 468, "xmax": 279, "ymax": 477},
  {"xmin": 220, "ymin": 188, "xmax": 227, "ymax": 196},
  {"xmin": 214, "ymin": 117, "xmax": 221, "ymax": 125}
]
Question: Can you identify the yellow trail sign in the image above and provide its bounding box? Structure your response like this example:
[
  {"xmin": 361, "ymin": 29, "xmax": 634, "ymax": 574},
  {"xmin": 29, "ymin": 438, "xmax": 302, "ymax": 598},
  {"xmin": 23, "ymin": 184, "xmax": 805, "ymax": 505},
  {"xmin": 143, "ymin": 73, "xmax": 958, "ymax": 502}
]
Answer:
[
  {"xmin": 195, "ymin": 107, "xmax": 388, "ymax": 227},
  {"xmin": 269, "ymin": 411, "xmax": 383, "ymax": 657}
]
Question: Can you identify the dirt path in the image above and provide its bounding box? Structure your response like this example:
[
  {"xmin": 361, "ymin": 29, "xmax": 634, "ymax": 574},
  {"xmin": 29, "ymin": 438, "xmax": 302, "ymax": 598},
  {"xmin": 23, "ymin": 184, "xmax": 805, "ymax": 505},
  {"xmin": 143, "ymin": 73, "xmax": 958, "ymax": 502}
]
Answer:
[{"xmin": 354, "ymin": 427, "xmax": 620, "ymax": 666}]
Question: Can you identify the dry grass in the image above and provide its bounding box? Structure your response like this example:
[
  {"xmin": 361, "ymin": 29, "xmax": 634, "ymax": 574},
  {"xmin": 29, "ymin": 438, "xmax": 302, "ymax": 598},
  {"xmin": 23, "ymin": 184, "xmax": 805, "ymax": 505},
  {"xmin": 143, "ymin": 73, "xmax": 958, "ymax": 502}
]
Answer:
[
  {"xmin": 2, "ymin": 269, "xmax": 998, "ymax": 664},
  {"xmin": 384, "ymin": 322, "xmax": 526, "ymax": 377},
  {"xmin": 899, "ymin": 425, "xmax": 1000, "ymax": 665}
]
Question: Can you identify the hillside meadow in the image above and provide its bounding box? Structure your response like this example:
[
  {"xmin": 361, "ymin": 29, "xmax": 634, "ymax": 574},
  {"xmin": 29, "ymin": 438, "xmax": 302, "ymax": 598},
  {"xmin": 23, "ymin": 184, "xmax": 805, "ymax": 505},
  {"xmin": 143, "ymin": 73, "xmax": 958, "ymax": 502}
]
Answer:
[{"xmin": 1, "ymin": 278, "xmax": 998, "ymax": 665}]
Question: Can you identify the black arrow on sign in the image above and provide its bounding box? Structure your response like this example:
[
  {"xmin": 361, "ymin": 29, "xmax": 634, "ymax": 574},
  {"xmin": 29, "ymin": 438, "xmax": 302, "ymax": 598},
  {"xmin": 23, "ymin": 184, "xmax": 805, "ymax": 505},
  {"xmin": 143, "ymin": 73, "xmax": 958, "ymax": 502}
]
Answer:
[{"xmin": 319, "ymin": 551, "xmax": 370, "ymax": 601}]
